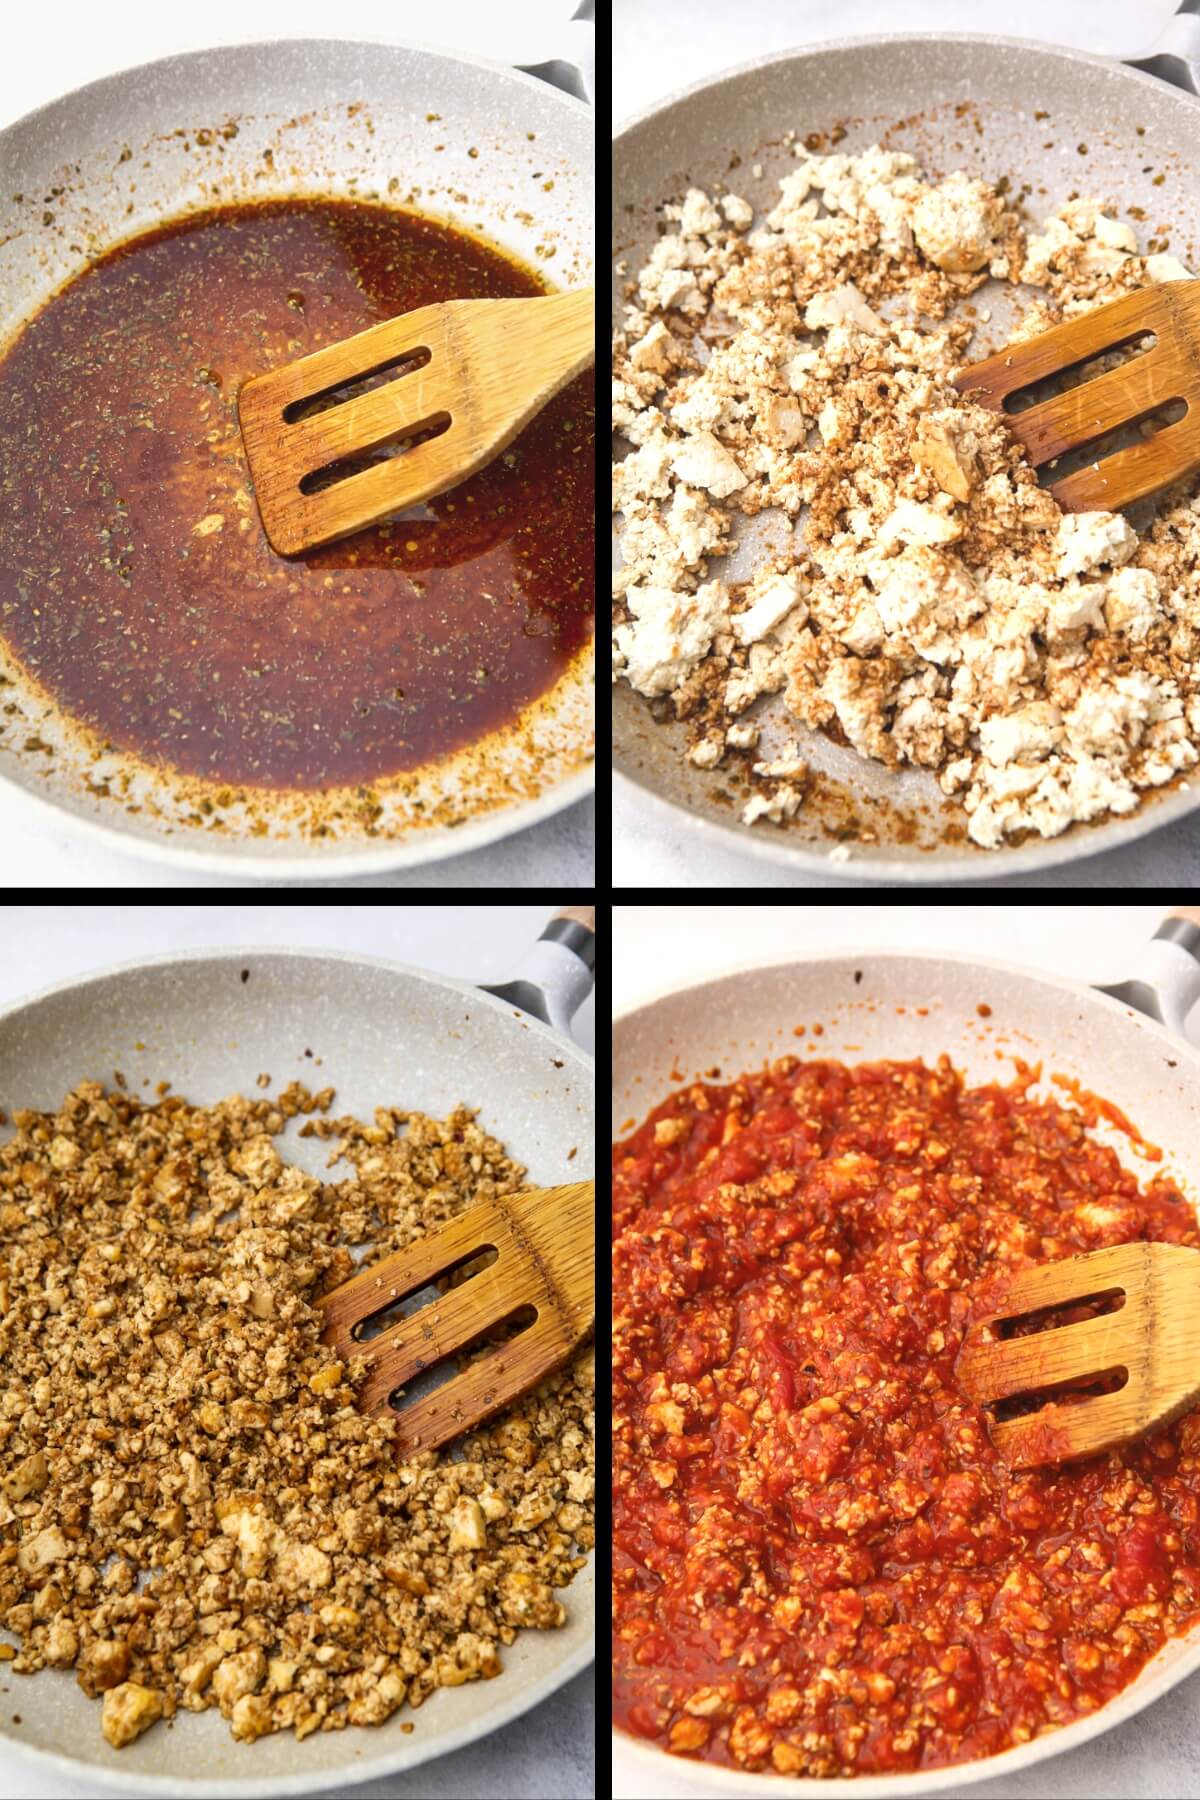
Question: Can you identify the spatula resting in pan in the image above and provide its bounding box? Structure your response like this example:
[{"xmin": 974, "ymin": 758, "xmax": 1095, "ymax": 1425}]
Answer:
[{"xmin": 239, "ymin": 288, "xmax": 595, "ymax": 556}]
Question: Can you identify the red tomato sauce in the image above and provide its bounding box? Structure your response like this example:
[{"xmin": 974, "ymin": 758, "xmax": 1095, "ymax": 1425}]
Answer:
[{"xmin": 612, "ymin": 1055, "xmax": 1200, "ymax": 1775}]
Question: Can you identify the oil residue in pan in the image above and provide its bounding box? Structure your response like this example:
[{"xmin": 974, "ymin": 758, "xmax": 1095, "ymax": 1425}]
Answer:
[{"xmin": 0, "ymin": 199, "xmax": 595, "ymax": 794}]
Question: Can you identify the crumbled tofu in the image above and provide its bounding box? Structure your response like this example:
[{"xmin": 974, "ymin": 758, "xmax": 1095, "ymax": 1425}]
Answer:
[
  {"xmin": 5, "ymin": 1450, "xmax": 48, "ymax": 1502},
  {"xmin": 1094, "ymin": 213, "xmax": 1139, "ymax": 253},
  {"xmin": 752, "ymin": 739, "xmax": 808, "ymax": 778},
  {"xmin": 689, "ymin": 735, "xmax": 724, "ymax": 769},
  {"xmin": 613, "ymin": 580, "xmax": 730, "ymax": 697},
  {"xmin": 913, "ymin": 173, "xmax": 1003, "ymax": 272},
  {"xmin": 1055, "ymin": 511, "xmax": 1138, "ymax": 578},
  {"xmin": 18, "ymin": 1526, "xmax": 66, "ymax": 1573},
  {"xmin": 0, "ymin": 1079, "xmax": 592, "ymax": 1748},
  {"xmin": 1146, "ymin": 252, "xmax": 1191, "ymax": 282},
  {"xmin": 761, "ymin": 393, "xmax": 808, "ymax": 447},
  {"xmin": 732, "ymin": 569, "xmax": 808, "ymax": 645},
  {"xmin": 913, "ymin": 417, "xmax": 976, "ymax": 502},
  {"xmin": 673, "ymin": 188, "xmax": 723, "ymax": 237},
  {"xmin": 628, "ymin": 320, "xmax": 681, "ymax": 377},
  {"xmin": 741, "ymin": 782, "xmax": 804, "ymax": 825},
  {"xmin": 669, "ymin": 431, "xmax": 748, "ymax": 499},
  {"xmin": 877, "ymin": 500, "xmax": 964, "ymax": 551},
  {"xmin": 613, "ymin": 141, "xmax": 1200, "ymax": 848},
  {"xmin": 1104, "ymin": 566, "xmax": 1161, "ymax": 641},
  {"xmin": 724, "ymin": 642, "xmax": 786, "ymax": 714},
  {"xmin": 805, "ymin": 282, "xmax": 886, "ymax": 335},
  {"xmin": 101, "ymin": 1683, "xmax": 164, "ymax": 1749},
  {"xmin": 979, "ymin": 702, "xmax": 1063, "ymax": 767}
]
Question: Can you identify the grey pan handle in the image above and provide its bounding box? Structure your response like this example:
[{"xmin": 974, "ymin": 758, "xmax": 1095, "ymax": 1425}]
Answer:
[
  {"xmin": 1127, "ymin": 1, "xmax": 1200, "ymax": 95},
  {"xmin": 1095, "ymin": 908, "xmax": 1200, "ymax": 1033},
  {"xmin": 479, "ymin": 904, "xmax": 597, "ymax": 1037},
  {"xmin": 518, "ymin": 4, "xmax": 594, "ymax": 106}
]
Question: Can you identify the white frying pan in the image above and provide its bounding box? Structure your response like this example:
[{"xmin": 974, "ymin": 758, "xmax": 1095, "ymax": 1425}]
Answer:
[
  {"xmin": 0, "ymin": 911, "xmax": 595, "ymax": 1794},
  {"xmin": 0, "ymin": 38, "xmax": 594, "ymax": 878},
  {"xmin": 613, "ymin": 20, "xmax": 1200, "ymax": 883},
  {"xmin": 613, "ymin": 906, "xmax": 1200, "ymax": 1794}
]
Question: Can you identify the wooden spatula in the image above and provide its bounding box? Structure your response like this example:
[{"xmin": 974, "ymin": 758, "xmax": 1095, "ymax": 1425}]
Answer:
[
  {"xmin": 953, "ymin": 280, "xmax": 1200, "ymax": 511},
  {"xmin": 239, "ymin": 288, "xmax": 595, "ymax": 556},
  {"xmin": 315, "ymin": 1179, "xmax": 594, "ymax": 1454},
  {"xmin": 956, "ymin": 1241, "xmax": 1200, "ymax": 1468}
]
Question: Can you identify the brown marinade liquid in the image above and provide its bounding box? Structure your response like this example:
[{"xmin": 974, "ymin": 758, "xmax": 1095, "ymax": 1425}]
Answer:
[{"xmin": 0, "ymin": 200, "xmax": 594, "ymax": 788}]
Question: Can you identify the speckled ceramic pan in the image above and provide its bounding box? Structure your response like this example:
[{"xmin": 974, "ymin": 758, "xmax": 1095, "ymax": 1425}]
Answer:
[
  {"xmin": 0, "ymin": 38, "xmax": 594, "ymax": 878},
  {"xmin": 0, "ymin": 913, "xmax": 595, "ymax": 1794},
  {"xmin": 612, "ymin": 907, "xmax": 1200, "ymax": 1791},
  {"xmin": 612, "ymin": 20, "xmax": 1200, "ymax": 883}
]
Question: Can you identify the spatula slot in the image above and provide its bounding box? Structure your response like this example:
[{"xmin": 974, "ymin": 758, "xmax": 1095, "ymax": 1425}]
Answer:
[
  {"xmin": 282, "ymin": 344, "xmax": 432, "ymax": 424},
  {"xmin": 298, "ymin": 412, "xmax": 452, "ymax": 495}
]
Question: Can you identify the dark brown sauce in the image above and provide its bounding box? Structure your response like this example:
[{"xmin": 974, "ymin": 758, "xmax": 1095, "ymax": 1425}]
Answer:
[{"xmin": 0, "ymin": 200, "xmax": 594, "ymax": 789}]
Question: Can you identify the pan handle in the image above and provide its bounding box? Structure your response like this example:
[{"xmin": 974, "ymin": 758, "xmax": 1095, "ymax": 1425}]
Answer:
[
  {"xmin": 1126, "ymin": 2, "xmax": 1200, "ymax": 97},
  {"xmin": 479, "ymin": 905, "xmax": 597, "ymax": 1038},
  {"xmin": 1094, "ymin": 908, "xmax": 1200, "ymax": 1034},
  {"xmin": 517, "ymin": 7, "xmax": 594, "ymax": 107}
]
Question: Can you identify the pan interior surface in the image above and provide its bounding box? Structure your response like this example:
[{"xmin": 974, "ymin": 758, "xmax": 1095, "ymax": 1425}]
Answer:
[
  {"xmin": 0, "ymin": 41, "xmax": 595, "ymax": 874},
  {"xmin": 613, "ymin": 948, "xmax": 1200, "ymax": 1790},
  {"xmin": 0, "ymin": 948, "xmax": 595, "ymax": 1792},
  {"xmin": 613, "ymin": 35, "xmax": 1200, "ymax": 879}
]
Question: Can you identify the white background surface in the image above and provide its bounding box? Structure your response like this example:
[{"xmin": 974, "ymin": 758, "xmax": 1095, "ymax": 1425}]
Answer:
[
  {"xmin": 0, "ymin": 0, "xmax": 593, "ymax": 891},
  {"xmin": 612, "ymin": 0, "xmax": 1200, "ymax": 892},
  {"xmin": 613, "ymin": 900, "xmax": 1200, "ymax": 1799},
  {"xmin": 0, "ymin": 902, "xmax": 594, "ymax": 1798}
]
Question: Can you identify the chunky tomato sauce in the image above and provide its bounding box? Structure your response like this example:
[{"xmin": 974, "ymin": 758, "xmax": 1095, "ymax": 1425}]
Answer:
[{"xmin": 612, "ymin": 1056, "xmax": 1200, "ymax": 1775}]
